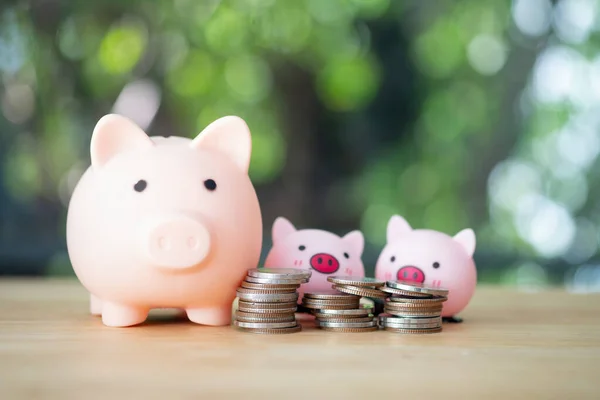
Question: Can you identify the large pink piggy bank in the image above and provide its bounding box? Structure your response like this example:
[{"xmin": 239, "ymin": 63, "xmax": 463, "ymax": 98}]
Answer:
[
  {"xmin": 66, "ymin": 114, "xmax": 262, "ymax": 327},
  {"xmin": 374, "ymin": 215, "xmax": 477, "ymax": 318},
  {"xmin": 264, "ymin": 217, "xmax": 365, "ymax": 297}
]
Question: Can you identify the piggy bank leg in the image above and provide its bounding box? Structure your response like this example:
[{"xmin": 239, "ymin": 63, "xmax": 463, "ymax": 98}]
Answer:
[
  {"xmin": 101, "ymin": 302, "xmax": 148, "ymax": 327},
  {"xmin": 186, "ymin": 306, "xmax": 231, "ymax": 326},
  {"xmin": 90, "ymin": 294, "xmax": 102, "ymax": 316}
]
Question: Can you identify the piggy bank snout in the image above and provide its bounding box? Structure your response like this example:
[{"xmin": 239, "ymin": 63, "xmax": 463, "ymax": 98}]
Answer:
[
  {"xmin": 397, "ymin": 266, "xmax": 425, "ymax": 283},
  {"xmin": 143, "ymin": 215, "xmax": 211, "ymax": 270},
  {"xmin": 310, "ymin": 253, "xmax": 340, "ymax": 274}
]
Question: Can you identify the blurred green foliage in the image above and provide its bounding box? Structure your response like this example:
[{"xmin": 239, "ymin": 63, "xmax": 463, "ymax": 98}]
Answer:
[{"xmin": 2, "ymin": 0, "xmax": 600, "ymax": 291}]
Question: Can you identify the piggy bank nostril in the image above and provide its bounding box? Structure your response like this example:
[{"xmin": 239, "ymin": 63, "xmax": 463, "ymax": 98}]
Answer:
[
  {"xmin": 157, "ymin": 236, "xmax": 169, "ymax": 250},
  {"xmin": 328, "ymin": 259, "xmax": 332, "ymax": 266},
  {"xmin": 413, "ymin": 272, "xmax": 418, "ymax": 279},
  {"xmin": 187, "ymin": 236, "xmax": 198, "ymax": 249},
  {"xmin": 318, "ymin": 257, "xmax": 322, "ymax": 264}
]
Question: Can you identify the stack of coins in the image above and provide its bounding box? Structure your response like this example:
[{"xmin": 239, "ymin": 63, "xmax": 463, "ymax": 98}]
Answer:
[
  {"xmin": 303, "ymin": 291, "xmax": 376, "ymax": 332},
  {"xmin": 327, "ymin": 276, "xmax": 389, "ymax": 302},
  {"xmin": 377, "ymin": 280, "xmax": 448, "ymax": 334},
  {"xmin": 233, "ymin": 268, "xmax": 311, "ymax": 334},
  {"xmin": 303, "ymin": 276, "xmax": 386, "ymax": 332}
]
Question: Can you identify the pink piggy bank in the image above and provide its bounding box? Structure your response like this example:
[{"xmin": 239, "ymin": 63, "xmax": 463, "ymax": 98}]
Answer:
[
  {"xmin": 264, "ymin": 217, "xmax": 365, "ymax": 297},
  {"xmin": 66, "ymin": 114, "xmax": 262, "ymax": 327},
  {"xmin": 374, "ymin": 215, "xmax": 477, "ymax": 318}
]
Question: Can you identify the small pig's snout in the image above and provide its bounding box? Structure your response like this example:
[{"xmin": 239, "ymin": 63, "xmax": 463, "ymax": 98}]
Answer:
[
  {"xmin": 144, "ymin": 215, "xmax": 210, "ymax": 269},
  {"xmin": 310, "ymin": 253, "xmax": 340, "ymax": 274},
  {"xmin": 397, "ymin": 266, "xmax": 425, "ymax": 283}
]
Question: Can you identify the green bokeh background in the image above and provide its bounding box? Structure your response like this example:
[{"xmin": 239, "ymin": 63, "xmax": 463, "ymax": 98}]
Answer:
[{"xmin": 1, "ymin": 0, "xmax": 599, "ymax": 291}]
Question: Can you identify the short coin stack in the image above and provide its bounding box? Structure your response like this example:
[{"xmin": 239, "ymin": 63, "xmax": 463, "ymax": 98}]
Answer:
[
  {"xmin": 305, "ymin": 276, "xmax": 387, "ymax": 332},
  {"xmin": 233, "ymin": 268, "xmax": 311, "ymax": 334},
  {"xmin": 377, "ymin": 280, "xmax": 448, "ymax": 334},
  {"xmin": 302, "ymin": 290, "xmax": 376, "ymax": 332}
]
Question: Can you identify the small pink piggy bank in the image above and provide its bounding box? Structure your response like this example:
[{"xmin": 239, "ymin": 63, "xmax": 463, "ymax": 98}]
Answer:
[
  {"xmin": 66, "ymin": 114, "xmax": 262, "ymax": 327},
  {"xmin": 374, "ymin": 215, "xmax": 477, "ymax": 318},
  {"xmin": 264, "ymin": 217, "xmax": 365, "ymax": 297}
]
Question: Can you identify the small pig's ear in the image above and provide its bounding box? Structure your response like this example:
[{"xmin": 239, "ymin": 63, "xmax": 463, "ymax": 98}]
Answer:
[
  {"xmin": 387, "ymin": 215, "xmax": 412, "ymax": 243},
  {"xmin": 91, "ymin": 114, "xmax": 154, "ymax": 169},
  {"xmin": 191, "ymin": 116, "xmax": 251, "ymax": 172},
  {"xmin": 272, "ymin": 217, "xmax": 296, "ymax": 242},
  {"xmin": 342, "ymin": 231, "xmax": 364, "ymax": 256},
  {"xmin": 453, "ymin": 228, "xmax": 476, "ymax": 257}
]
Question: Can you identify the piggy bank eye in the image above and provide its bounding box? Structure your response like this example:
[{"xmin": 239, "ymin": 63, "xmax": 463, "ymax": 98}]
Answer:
[
  {"xmin": 433, "ymin": 262, "xmax": 440, "ymax": 269},
  {"xmin": 204, "ymin": 179, "xmax": 217, "ymax": 191},
  {"xmin": 299, "ymin": 245, "xmax": 306, "ymax": 251},
  {"xmin": 134, "ymin": 179, "xmax": 147, "ymax": 192},
  {"xmin": 390, "ymin": 256, "xmax": 396, "ymax": 262},
  {"xmin": 343, "ymin": 252, "xmax": 349, "ymax": 259}
]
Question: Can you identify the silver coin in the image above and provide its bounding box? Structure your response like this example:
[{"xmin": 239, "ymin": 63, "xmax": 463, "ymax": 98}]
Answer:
[
  {"xmin": 303, "ymin": 291, "xmax": 359, "ymax": 300},
  {"xmin": 384, "ymin": 306, "xmax": 442, "ymax": 313},
  {"xmin": 384, "ymin": 308, "xmax": 443, "ymax": 315},
  {"xmin": 301, "ymin": 298, "xmax": 360, "ymax": 305},
  {"xmin": 238, "ymin": 300, "xmax": 298, "ymax": 309},
  {"xmin": 314, "ymin": 316, "xmax": 374, "ymax": 323},
  {"xmin": 326, "ymin": 276, "xmax": 385, "ymax": 287},
  {"xmin": 301, "ymin": 302, "xmax": 359, "ymax": 310},
  {"xmin": 383, "ymin": 326, "xmax": 442, "ymax": 334},
  {"xmin": 379, "ymin": 286, "xmax": 430, "ymax": 296},
  {"xmin": 235, "ymin": 325, "xmax": 303, "ymax": 334},
  {"xmin": 312, "ymin": 307, "xmax": 373, "ymax": 317},
  {"xmin": 302, "ymin": 302, "xmax": 361, "ymax": 309},
  {"xmin": 241, "ymin": 281, "xmax": 301, "ymax": 290},
  {"xmin": 245, "ymin": 276, "xmax": 308, "ymax": 285},
  {"xmin": 379, "ymin": 315, "xmax": 442, "ymax": 329},
  {"xmin": 235, "ymin": 312, "xmax": 296, "ymax": 323},
  {"xmin": 383, "ymin": 321, "xmax": 441, "ymax": 330},
  {"xmin": 333, "ymin": 284, "xmax": 389, "ymax": 299},
  {"xmin": 234, "ymin": 320, "xmax": 298, "ymax": 329},
  {"xmin": 236, "ymin": 290, "xmax": 299, "ymax": 303},
  {"xmin": 247, "ymin": 268, "xmax": 312, "ymax": 279},
  {"xmin": 238, "ymin": 306, "xmax": 298, "ymax": 314},
  {"xmin": 384, "ymin": 310, "xmax": 442, "ymax": 318},
  {"xmin": 317, "ymin": 320, "xmax": 378, "ymax": 328},
  {"xmin": 386, "ymin": 280, "xmax": 448, "ymax": 296},
  {"xmin": 387, "ymin": 295, "xmax": 447, "ymax": 303}
]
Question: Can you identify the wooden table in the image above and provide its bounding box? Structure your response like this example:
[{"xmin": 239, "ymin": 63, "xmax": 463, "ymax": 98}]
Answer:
[{"xmin": 1, "ymin": 279, "xmax": 599, "ymax": 399}]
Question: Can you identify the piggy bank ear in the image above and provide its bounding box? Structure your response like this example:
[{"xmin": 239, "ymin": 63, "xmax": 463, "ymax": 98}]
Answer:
[
  {"xmin": 453, "ymin": 228, "xmax": 476, "ymax": 257},
  {"xmin": 90, "ymin": 114, "xmax": 154, "ymax": 169},
  {"xmin": 342, "ymin": 231, "xmax": 364, "ymax": 256},
  {"xmin": 387, "ymin": 215, "xmax": 412, "ymax": 243},
  {"xmin": 272, "ymin": 217, "xmax": 296, "ymax": 242},
  {"xmin": 191, "ymin": 116, "xmax": 252, "ymax": 173}
]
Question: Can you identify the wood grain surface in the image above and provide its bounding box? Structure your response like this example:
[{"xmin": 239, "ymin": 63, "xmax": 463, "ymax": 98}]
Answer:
[{"xmin": 1, "ymin": 278, "xmax": 599, "ymax": 399}]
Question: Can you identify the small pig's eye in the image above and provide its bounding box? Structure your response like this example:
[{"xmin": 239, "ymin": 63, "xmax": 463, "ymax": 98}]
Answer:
[
  {"xmin": 390, "ymin": 256, "xmax": 396, "ymax": 262},
  {"xmin": 204, "ymin": 179, "xmax": 217, "ymax": 191},
  {"xmin": 433, "ymin": 262, "xmax": 440, "ymax": 269},
  {"xmin": 299, "ymin": 245, "xmax": 306, "ymax": 251},
  {"xmin": 344, "ymin": 252, "xmax": 349, "ymax": 259},
  {"xmin": 134, "ymin": 179, "xmax": 147, "ymax": 192}
]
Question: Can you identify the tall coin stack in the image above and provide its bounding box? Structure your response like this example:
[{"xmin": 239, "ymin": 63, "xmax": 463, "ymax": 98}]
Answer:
[
  {"xmin": 233, "ymin": 268, "xmax": 311, "ymax": 334},
  {"xmin": 377, "ymin": 280, "xmax": 448, "ymax": 334}
]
